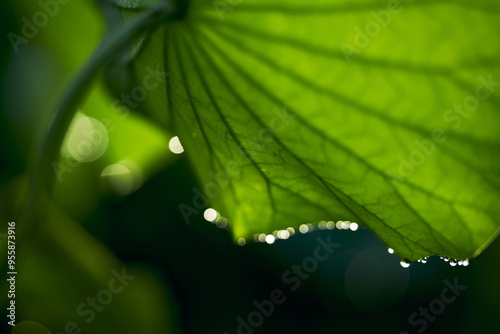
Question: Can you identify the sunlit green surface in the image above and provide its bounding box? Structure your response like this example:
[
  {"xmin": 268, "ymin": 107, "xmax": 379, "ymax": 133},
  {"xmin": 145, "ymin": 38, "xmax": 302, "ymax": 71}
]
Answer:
[{"xmin": 118, "ymin": 0, "xmax": 500, "ymax": 261}]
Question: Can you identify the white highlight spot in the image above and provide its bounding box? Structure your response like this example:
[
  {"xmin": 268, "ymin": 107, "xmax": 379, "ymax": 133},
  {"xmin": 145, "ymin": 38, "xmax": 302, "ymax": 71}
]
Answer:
[
  {"xmin": 388, "ymin": 248, "xmax": 394, "ymax": 254},
  {"xmin": 462, "ymin": 259, "xmax": 469, "ymax": 267},
  {"xmin": 277, "ymin": 230, "xmax": 290, "ymax": 240},
  {"xmin": 265, "ymin": 235, "xmax": 275, "ymax": 244},
  {"xmin": 400, "ymin": 261, "xmax": 410, "ymax": 268},
  {"xmin": 349, "ymin": 222, "xmax": 359, "ymax": 231},
  {"xmin": 203, "ymin": 208, "xmax": 218, "ymax": 222},
  {"xmin": 169, "ymin": 136, "xmax": 184, "ymax": 154}
]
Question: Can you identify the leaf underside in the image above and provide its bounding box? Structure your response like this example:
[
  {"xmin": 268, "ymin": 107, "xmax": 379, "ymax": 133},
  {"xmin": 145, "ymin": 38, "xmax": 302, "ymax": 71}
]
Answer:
[{"xmin": 110, "ymin": 0, "xmax": 500, "ymax": 261}]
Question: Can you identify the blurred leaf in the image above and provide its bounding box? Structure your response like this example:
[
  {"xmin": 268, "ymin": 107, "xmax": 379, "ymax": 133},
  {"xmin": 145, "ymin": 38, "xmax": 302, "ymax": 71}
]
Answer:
[
  {"xmin": 5, "ymin": 0, "xmax": 176, "ymax": 213},
  {"xmin": 112, "ymin": 0, "xmax": 500, "ymax": 261},
  {"xmin": 6, "ymin": 187, "xmax": 179, "ymax": 334},
  {"xmin": 2, "ymin": 2, "xmax": 180, "ymax": 332}
]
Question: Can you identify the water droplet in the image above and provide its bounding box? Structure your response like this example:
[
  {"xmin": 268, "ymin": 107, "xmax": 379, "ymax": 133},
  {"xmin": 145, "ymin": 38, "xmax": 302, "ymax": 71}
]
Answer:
[
  {"xmin": 326, "ymin": 221, "xmax": 335, "ymax": 230},
  {"xmin": 258, "ymin": 234, "xmax": 266, "ymax": 243},
  {"xmin": 450, "ymin": 261, "xmax": 457, "ymax": 267},
  {"xmin": 400, "ymin": 261, "xmax": 410, "ymax": 268},
  {"xmin": 388, "ymin": 248, "xmax": 394, "ymax": 254},
  {"xmin": 203, "ymin": 208, "xmax": 218, "ymax": 222},
  {"xmin": 463, "ymin": 259, "xmax": 469, "ymax": 267},
  {"xmin": 278, "ymin": 230, "xmax": 290, "ymax": 240},
  {"xmin": 168, "ymin": 136, "xmax": 184, "ymax": 154},
  {"xmin": 237, "ymin": 238, "xmax": 246, "ymax": 246},
  {"xmin": 265, "ymin": 235, "xmax": 275, "ymax": 244},
  {"xmin": 287, "ymin": 227, "xmax": 295, "ymax": 235},
  {"xmin": 349, "ymin": 222, "xmax": 359, "ymax": 231},
  {"xmin": 299, "ymin": 224, "xmax": 309, "ymax": 234},
  {"xmin": 318, "ymin": 221, "xmax": 326, "ymax": 230}
]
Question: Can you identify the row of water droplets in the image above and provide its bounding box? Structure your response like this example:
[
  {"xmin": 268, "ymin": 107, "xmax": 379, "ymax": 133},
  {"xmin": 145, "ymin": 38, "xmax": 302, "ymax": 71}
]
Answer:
[
  {"xmin": 179, "ymin": 138, "xmax": 360, "ymax": 245},
  {"xmin": 173, "ymin": 136, "xmax": 360, "ymax": 244},
  {"xmin": 387, "ymin": 248, "xmax": 469, "ymax": 268},
  {"xmin": 439, "ymin": 256, "xmax": 469, "ymax": 267},
  {"xmin": 203, "ymin": 208, "xmax": 359, "ymax": 246}
]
